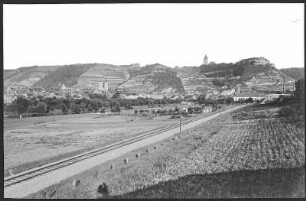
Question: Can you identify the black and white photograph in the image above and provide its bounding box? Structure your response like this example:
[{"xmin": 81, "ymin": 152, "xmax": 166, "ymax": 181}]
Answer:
[{"xmin": 2, "ymin": 2, "xmax": 305, "ymax": 199}]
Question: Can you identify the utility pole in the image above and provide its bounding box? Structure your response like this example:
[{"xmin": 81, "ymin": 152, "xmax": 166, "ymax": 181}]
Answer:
[{"xmin": 179, "ymin": 111, "xmax": 182, "ymax": 135}]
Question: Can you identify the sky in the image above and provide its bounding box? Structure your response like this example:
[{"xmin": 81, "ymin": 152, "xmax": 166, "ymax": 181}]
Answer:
[{"xmin": 3, "ymin": 3, "xmax": 304, "ymax": 69}]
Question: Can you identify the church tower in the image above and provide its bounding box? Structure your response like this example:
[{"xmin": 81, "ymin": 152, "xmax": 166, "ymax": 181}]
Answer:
[{"xmin": 204, "ymin": 54, "xmax": 208, "ymax": 65}]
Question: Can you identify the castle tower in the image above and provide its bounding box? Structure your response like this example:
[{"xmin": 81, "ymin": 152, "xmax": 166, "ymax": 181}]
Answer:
[{"xmin": 204, "ymin": 54, "xmax": 208, "ymax": 65}]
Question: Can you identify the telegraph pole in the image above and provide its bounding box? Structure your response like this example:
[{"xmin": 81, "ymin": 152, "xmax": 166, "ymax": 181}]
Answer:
[{"xmin": 180, "ymin": 111, "xmax": 182, "ymax": 135}]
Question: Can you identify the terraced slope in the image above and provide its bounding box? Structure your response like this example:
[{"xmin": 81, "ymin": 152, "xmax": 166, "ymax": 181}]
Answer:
[
  {"xmin": 118, "ymin": 64, "xmax": 185, "ymax": 94},
  {"xmin": 77, "ymin": 64, "xmax": 130, "ymax": 90}
]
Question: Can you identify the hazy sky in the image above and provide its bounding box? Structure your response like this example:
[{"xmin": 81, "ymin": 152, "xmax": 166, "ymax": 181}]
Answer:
[{"xmin": 3, "ymin": 3, "xmax": 304, "ymax": 69}]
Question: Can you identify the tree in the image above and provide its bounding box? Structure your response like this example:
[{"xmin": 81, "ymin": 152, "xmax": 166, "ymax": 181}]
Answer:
[
  {"xmin": 70, "ymin": 103, "xmax": 81, "ymax": 114},
  {"xmin": 5, "ymin": 104, "xmax": 17, "ymax": 115},
  {"xmin": 90, "ymin": 99, "xmax": 100, "ymax": 112},
  {"xmin": 111, "ymin": 105, "xmax": 120, "ymax": 113},
  {"xmin": 35, "ymin": 102, "xmax": 48, "ymax": 116},
  {"xmin": 197, "ymin": 94, "xmax": 206, "ymax": 104},
  {"xmin": 100, "ymin": 107, "xmax": 106, "ymax": 114},
  {"xmin": 226, "ymin": 97, "xmax": 234, "ymax": 104},
  {"xmin": 61, "ymin": 103, "xmax": 68, "ymax": 114},
  {"xmin": 246, "ymin": 97, "xmax": 254, "ymax": 103},
  {"xmin": 294, "ymin": 78, "xmax": 305, "ymax": 101},
  {"xmin": 87, "ymin": 103, "xmax": 93, "ymax": 112},
  {"xmin": 80, "ymin": 102, "xmax": 87, "ymax": 113},
  {"xmin": 14, "ymin": 97, "xmax": 30, "ymax": 118}
]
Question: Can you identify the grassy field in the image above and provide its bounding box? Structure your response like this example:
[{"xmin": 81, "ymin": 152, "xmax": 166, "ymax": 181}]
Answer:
[
  {"xmin": 4, "ymin": 113, "xmax": 188, "ymax": 177},
  {"xmin": 25, "ymin": 104, "xmax": 305, "ymax": 199}
]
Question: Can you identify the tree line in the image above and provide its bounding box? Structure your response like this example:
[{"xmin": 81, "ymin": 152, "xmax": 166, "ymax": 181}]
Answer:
[{"xmin": 4, "ymin": 95, "xmax": 184, "ymax": 118}]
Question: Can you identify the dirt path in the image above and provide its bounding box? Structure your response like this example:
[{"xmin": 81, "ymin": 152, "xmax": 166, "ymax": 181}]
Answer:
[{"xmin": 4, "ymin": 105, "xmax": 247, "ymax": 198}]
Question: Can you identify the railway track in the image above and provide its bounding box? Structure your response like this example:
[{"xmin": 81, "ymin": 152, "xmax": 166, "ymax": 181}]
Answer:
[{"xmin": 4, "ymin": 111, "xmax": 215, "ymax": 188}]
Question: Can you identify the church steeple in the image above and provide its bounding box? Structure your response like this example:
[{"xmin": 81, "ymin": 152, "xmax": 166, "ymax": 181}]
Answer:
[{"xmin": 204, "ymin": 54, "xmax": 208, "ymax": 65}]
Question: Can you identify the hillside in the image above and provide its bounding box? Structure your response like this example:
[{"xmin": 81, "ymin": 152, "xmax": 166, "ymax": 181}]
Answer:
[
  {"xmin": 118, "ymin": 63, "xmax": 185, "ymax": 94},
  {"xmin": 33, "ymin": 64, "xmax": 98, "ymax": 89},
  {"xmin": 4, "ymin": 57, "xmax": 297, "ymax": 96},
  {"xmin": 4, "ymin": 69, "xmax": 19, "ymax": 80},
  {"xmin": 280, "ymin": 68, "xmax": 304, "ymax": 80},
  {"xmin": 194, "ymin": 57, "xmax": 295, "ymax": 95},
  {"xmin": 77, "ymin": 64, "xmax": 130, "ymax": 90},
  {"xmin": 4, "ymin": 65, "xmax": 61, "ymax": 87}
]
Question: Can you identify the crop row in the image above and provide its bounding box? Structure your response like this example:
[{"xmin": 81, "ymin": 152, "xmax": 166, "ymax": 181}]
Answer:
[{"xmin": 171, "ymin": 117, "xmax": 305, "ymax": 177}]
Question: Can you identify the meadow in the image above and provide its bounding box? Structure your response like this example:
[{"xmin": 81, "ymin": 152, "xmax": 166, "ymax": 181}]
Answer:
[{"xmin": 4, "ymin": 112, "xmax": 184, "ymax": 177}]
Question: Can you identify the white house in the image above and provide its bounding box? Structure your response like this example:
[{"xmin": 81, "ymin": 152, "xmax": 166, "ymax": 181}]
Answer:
[
  {"xmin": 266, "ymin": 93, "xmax": 292, "ymax": 99},
  {"xmin": 202, "ymin": 107, "xmax": 213, "ymax": 114},
  {"xmin": 233, "ymin": 93, "xmax": 266, "ymax": 102}
]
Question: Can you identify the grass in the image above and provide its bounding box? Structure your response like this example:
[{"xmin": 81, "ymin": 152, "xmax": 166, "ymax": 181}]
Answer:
[
  {"xmin": 24, "ymin": 105, "xmax": 305, "ymax": 198},
  {"xmin": 4, "ymin": 113, "xmax": 182, "ymax": 177}
]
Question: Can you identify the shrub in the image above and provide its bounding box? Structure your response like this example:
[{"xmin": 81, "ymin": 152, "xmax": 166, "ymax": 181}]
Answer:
[
  {"xmin": 134, "ymin": 110, "xmax": 138, "ymax": 115},
  {"xmin": 278, "ymin": 106, "xmax": 297, "ymax": 117},
  {"xmin": 50, "ymin": 109, "xmax": 63, "ymax": 116}
]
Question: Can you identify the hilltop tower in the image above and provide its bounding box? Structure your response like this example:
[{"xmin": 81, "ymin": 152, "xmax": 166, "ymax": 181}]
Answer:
[{"xmin": 203, "ymin": 54, "xmax": 208, "ymax": 65}]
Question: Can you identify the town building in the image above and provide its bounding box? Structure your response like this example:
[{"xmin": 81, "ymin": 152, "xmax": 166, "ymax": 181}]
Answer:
[
  {"xmin": 202, "ymin": 107, "xmax": 213, "ymax": 114},
  {"xmin": 233, "ymin": 93, "xmax": 266, "ymax": 102},
  {"xmin": 265, "ymin": 93, "xmax": 292, "ymax": 99}
]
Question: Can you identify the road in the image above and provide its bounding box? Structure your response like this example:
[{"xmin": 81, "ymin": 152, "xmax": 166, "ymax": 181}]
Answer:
[{"xmin": 4, "ymin": 105, "xmax": 247, "ymax": 198}]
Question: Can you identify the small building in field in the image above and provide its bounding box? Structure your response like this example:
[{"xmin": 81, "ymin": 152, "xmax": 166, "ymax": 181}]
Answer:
[
  {"xmin": 233, "ymin": 93, "xmax": 266, "ymax": 102},
  {"xmin": 202, "ymin": 107, "xmax": 213, "ymax": 114}
]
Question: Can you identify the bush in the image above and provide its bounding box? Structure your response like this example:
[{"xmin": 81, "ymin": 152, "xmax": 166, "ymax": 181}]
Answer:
[
  {"xmin": 50, "ymin": 109, "xmax": 63, "ymax": 116},
  {"xmin": 278, "ymin": 106, "xmax": 297, "ymax": 117}
]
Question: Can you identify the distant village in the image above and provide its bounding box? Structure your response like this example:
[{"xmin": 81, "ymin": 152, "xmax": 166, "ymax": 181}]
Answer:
[{"xmin": 4, "ymin": 78, "xmax": 294, "ymax": 105}]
